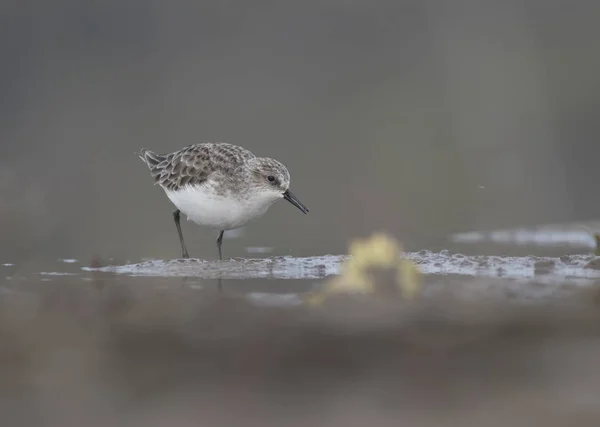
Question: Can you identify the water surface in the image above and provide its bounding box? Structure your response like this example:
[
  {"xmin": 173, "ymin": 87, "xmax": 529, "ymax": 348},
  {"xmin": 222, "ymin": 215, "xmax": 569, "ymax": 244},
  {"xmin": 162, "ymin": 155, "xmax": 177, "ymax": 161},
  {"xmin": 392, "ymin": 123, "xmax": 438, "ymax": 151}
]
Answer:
[{"xmin": 4, "ymin": 229, "xmax": 600, "ymax": 306}]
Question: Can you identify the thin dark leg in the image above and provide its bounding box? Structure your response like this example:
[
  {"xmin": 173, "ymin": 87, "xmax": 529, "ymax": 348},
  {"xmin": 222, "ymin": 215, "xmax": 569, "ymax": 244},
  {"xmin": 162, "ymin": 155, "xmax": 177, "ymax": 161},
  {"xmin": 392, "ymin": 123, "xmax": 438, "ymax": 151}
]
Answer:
[
  {"xmin": 173, "ymin": 209, "xmax": 189, "ymax": 259},
  {"xmin": 216, "ymin": 230, "xmax": 225, "ymax": 293},
  {"xmin": 216, "ymin": 230, "xmax": 225, "ymax": 260}
]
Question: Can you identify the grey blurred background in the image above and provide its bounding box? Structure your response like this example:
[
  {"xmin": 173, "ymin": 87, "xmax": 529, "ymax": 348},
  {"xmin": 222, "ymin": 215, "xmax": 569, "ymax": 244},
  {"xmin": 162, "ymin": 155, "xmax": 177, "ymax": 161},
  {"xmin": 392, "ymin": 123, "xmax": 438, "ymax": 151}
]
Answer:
[{"xmin": 2, "ymin": 0, "xmax": 600, "ymax": 263}]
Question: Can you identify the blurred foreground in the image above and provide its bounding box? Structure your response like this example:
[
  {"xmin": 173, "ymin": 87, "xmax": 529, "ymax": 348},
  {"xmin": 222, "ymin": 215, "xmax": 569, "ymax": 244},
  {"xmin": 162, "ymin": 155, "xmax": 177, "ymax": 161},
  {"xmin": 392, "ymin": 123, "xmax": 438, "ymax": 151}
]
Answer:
[{"xmin": 3, "ymin": 272, "xmax": 600, "ymax": 426}]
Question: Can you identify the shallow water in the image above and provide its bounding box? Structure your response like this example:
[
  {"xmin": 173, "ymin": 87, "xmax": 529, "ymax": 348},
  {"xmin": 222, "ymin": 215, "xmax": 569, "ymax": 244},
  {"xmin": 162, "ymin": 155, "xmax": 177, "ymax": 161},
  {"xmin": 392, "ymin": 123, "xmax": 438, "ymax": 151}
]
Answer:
[
  {"xmin": 4, "ymin": 237, "xmax": 600, "ymax": 306},
  {"xmin": 450, "ymin": 220, "xmax": 600, "ymax": 250},
  {"xmin": 3, "ymin": 221, "xmax": 600, "ymax": 307},
  {"xmin": 79, "ymin": 250, "xmax": 600, "ymax": 283}
]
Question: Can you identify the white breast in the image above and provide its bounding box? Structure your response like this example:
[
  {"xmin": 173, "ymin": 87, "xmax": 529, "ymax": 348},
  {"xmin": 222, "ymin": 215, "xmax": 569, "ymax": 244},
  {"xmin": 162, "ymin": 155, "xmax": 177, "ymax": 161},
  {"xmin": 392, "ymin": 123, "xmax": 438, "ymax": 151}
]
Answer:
[{"xmin": 164, "ymin": 185, "xmax": 280, "ymax": 230}]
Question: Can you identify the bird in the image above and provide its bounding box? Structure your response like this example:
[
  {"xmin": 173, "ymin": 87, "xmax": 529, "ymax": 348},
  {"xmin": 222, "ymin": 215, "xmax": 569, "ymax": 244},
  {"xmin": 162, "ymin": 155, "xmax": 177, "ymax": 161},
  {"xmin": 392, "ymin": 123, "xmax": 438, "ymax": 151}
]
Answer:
[{"xmin": 138, "ymin": 142, "xmax": 309, "ymax": 260}]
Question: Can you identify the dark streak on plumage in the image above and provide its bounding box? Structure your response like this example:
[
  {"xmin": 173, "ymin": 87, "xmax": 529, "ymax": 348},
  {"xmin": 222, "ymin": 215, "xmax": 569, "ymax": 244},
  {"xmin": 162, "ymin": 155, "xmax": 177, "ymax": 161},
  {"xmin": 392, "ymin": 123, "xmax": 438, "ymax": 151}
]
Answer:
[{"xmin": 139, "ymin": 143, "xmax": 256, "ymax": 192}]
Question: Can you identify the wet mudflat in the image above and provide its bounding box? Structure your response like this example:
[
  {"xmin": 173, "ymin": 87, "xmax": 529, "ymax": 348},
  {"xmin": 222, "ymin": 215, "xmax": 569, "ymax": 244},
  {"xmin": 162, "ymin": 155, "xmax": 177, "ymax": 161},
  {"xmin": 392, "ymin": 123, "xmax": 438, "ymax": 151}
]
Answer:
[
  {"xmin": 3, "ymin": 227, "xmax": 600, "ymax": 426},
  {"xmin": 4, "ymin": 249, "xmax": 600, "ymax": 305},
  {"xmin": 3, "ymin": 270, "xmax": 600, "ymax": 426}
]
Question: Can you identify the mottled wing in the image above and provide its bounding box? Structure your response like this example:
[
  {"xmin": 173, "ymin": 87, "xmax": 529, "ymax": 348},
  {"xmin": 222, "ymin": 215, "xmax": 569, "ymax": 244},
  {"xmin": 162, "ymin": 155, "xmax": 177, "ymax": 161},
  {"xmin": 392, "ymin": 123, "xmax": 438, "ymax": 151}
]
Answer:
[{"xmin": 144, "ymin": 143, "xmax": 255, "ymax": 192}]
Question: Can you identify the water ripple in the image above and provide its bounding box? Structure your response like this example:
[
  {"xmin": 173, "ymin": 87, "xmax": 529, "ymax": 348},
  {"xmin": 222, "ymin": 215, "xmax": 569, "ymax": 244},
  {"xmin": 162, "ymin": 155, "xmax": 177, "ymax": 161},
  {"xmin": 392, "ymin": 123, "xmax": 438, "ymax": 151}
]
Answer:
[{"xmin": 81, "ymin": 251, "xmax": 600, "ymax": 283}]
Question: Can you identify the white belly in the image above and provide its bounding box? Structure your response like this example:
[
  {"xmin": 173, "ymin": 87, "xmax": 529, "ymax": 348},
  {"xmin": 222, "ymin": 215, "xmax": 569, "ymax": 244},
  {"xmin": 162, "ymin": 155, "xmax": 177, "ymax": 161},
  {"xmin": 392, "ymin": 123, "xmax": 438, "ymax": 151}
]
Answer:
[{"xmin": 164, "ymin": 186, "xmax": 278, "ymax": 230}]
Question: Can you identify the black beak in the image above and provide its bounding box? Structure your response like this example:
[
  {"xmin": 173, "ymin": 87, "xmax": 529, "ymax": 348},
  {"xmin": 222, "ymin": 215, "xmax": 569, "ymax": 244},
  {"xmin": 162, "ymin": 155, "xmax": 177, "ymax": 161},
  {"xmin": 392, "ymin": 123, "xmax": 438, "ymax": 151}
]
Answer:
[{"xmin": 283, "ymin": 189, "xmax": 309, "ymax": 214}]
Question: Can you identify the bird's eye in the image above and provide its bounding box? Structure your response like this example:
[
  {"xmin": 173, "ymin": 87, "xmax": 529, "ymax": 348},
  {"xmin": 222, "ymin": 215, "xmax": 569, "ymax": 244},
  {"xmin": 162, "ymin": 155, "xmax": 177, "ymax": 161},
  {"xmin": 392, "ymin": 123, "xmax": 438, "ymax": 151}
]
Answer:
[{"xmin": 267, "ymin": 175, "xmax": 275, "ymax": 182}]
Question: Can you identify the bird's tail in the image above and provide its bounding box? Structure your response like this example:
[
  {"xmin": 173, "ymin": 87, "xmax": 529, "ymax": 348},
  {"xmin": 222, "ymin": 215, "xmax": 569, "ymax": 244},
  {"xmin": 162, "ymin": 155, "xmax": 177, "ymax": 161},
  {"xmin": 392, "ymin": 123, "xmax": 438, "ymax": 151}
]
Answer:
[{"xmin": 138, "ymin": 148, "xmax": 165, "ymax": 169}]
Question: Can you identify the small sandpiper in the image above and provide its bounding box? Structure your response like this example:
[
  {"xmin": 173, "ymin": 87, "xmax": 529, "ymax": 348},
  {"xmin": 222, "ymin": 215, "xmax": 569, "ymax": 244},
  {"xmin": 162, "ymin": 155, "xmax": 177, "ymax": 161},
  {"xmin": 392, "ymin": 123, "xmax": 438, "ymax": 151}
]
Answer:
[{"xmin": 139, "ymin": 142, "xmax": 309, "ymax": 259}]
